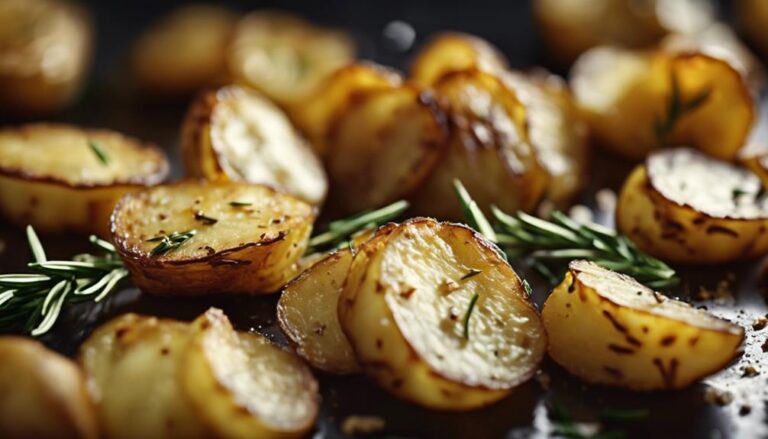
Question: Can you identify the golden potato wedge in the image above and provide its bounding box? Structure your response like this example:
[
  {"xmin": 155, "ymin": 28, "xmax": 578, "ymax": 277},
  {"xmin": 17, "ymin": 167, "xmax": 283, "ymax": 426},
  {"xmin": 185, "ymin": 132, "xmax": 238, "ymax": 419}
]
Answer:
[
  {"xmin": 409, "ymin": 32, "xmax": 508, "ymax": 86},
  {"xmin": 326, "ymin": 84, "xmax": 448, "ymax": 213},
  {"xmin": 738, "ymin": 0, "xmax": 768, "ymax": 58},
  {"xmin": 543, "ymin": 260, "xmax": 744, "ymax": 390},
  {"xmin": 617, "ymin": 148, "xmax": 768, "ymax": 264},
  {"xmin": 0, "ymin": 124, "xmax": 169, "ymax": 236},
  {"xmin": 413, "ymin": 69, "xmax": 549, "ymax": 219},
  {"xmin": 110, "ymin": 180, "xmax": 316, "ymax": 295},
  {"xmin": 0, "ymin": 337, "xmax": 97, "ymax": 439},
  {"xmin": 79, "ymin": 314, "xmax": 208, "ymax": 439},
  {"xmin": 290, "ymin": 62, "xmax": 403, "ymax": 156},
  {"xmin": 132, "ymin": 4, "xmax": 237, "ymax": 96},
  {"xmin": 278, "ymin": 249, "xmax": 360, "ymax": 374},
  {"xmin": 227, "ymin": 9, "xmax": 355, "ymax": 107},
  {"xmin": 0, "ymin": 0, "xmax": 93, "ymax": 115},
  {"xmin": 571, "ymin": 47, "xmax": 754, "ymax": 160},
  {"xmin": 181, "ymin": 309, "xmax": 319, "ymax": 439},
  {"xmin": 182, "ymin": 85, "xmax": 328, "ymax": 205},
  {"xmin": 338, "ymin": 219, "xmax": 546, "ymax": 410}
]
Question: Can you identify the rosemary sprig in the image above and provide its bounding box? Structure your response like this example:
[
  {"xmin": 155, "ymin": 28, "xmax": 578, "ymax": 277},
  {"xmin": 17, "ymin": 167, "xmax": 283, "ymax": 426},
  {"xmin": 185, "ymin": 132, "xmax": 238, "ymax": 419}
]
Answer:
[
  {"xmin": 654, "ymin": 71, "xmax": 711, "ymax": 142},
  {"xmin": 453, "ymin": 180, "xmax": 678, "ymax": 289},
  {"xmin": 229, "ymin": 201, "xmax": 253, "ymax": 207},
  {"xmin": 550, "ymin": 403, "xmax": 648, "ymax": 439},
  {"xmin": 462, "ymin": 293, "xmax": 479, "ymax": 340},
  {"xmin": 306, "ymin": 200, "xmax": 409, "ymax": 254},
  {"xmin": 88, "ymin": 140, "xmax": 109, "ymax": 166},
  {"xmin": 0, "ymin": 227, "xmax": 128, "ymax": 336},
  {"xmin": 147, "ymin": 230, "xmax": 197, "ymax": 256}
]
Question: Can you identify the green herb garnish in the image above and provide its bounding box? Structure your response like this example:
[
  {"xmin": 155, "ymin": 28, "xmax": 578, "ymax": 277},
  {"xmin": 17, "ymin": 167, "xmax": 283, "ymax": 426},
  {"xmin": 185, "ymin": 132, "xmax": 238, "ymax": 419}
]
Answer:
[
  {"xmin": 148, "ymin": 230, "xmax": 197, "ymax": 256},
  {"xmin": 229, "ymin": 201, "xmax": 253, "ymax": 207},
  {"xmin": 194, "ymin": 211, "xmax": 218, "ymax": 225},
  {"xmin": 88, "ymin": 140, "xmax": 109, "ymax": 166},
  {"xmin": 550, "ymin": 403, "xmax": 636, "ymax": 439},
  {"xmin": 462, "ymin": 293, "xmax": 479, "ymax": 340},
  {"xmin": 460, "ymin": 269, "xmax": 482, "ymax": 281},
  {"xmin": 654, "ymin": 71, "xmax": 712, "ymax": 142},
  {"xmin": 0, "ymin": 227, "xmax": 128, "ymax": 336}
]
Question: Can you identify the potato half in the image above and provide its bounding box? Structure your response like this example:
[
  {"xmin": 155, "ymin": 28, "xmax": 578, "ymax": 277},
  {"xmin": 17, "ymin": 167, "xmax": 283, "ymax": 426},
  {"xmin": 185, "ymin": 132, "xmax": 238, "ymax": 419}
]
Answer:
[
  {"xmin": 182, "ymin": 85, "xmax": 328, "ymax": 205},
  {"xmin": 181, "ymin": 309, "xmax": 319, "ymax": 439},
  {"xmin": 79, "ymin": 314, "xmax": 207, "ymax": 439},
  {"xmin": 617, "ymin": 148, "xmax": 768, "ymax": 264},
  {"xmin": 0, "ymin": 0, "xmax": 93, "ymax": 115},
  {"xmin": 110, "ymin": 180, "xmax": 315, "ymax": 295},
  {"xmin": 0, "ymin": 337, "xmax": 97, "ymax": 439},
  {"xmin": 409, "ymin": 32, "xmax": 508, "ymax": 86},
  {"xmin": 132, "ymin": 4, "xmax": 237, "ymax": 96},
  {"xmin": 278, "ymin": 249, "xmax": 360, "ymax": 374},
  {"xmin": 0, "ymin": 124, "xmax": 168, "ymax": 236},
  {"xmin": 571, "ymin": 47, "xmax": 754, "ymax": 160},
  {"xmin": 738, "ymin": 0, "xmax": 768, "ymax": 59},
  {"xmin": 338, "ymin": 219, "xmax": 546, "ymax": 410},
  {"xmin": 326, "ymin": 84, "xmax": 448, "ymax": 213},
  {"xmin": 227, "ymin": 9, "xmax": 355, "ymax": 107},
  {"xmin": 543, "ymin": 260, "xmax": 744, "ymax": 390},
  {"xmin": 413, "ymin": 69, "xmax": 549, "ymax": 219}
]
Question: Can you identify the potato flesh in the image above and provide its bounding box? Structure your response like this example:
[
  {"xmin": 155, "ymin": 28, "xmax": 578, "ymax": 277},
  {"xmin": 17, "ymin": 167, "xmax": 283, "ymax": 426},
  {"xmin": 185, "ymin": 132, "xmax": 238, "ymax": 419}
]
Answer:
[
  {"xmin": 110, "ymin": 181, "xmax": 314, "ymax": 294},
  {"xmin": 542, "ymin": 260, "xmax": 744, "ymax": 390},
  {"xmin": 617, "ymin": 148, "xmax": 768, "ymax": 263},
  {"xmin": 0, "ymin": 337, "xmax": 97, "ymax": 439},
  {"xmin": 182, "ymin": 309, "xmax": 318, "ymax": 439},
  {"xmin": 278, "ymin": 249, "xmax": 361, "ymax": 374},
  {"xmin": 339, "ymin": 219, "xmax": 545, "ymax": 410},
  {"xmin": 409, "ymin": 32, "xmax": 508, "ymax": 86},
  {"xmin": 79, "ymin": 314, "xmax": 207, "ymax": 439}
]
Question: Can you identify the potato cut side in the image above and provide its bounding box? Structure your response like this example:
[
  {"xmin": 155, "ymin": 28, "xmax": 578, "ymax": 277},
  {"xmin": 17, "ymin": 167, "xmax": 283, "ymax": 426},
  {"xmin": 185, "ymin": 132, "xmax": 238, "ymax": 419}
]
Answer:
[
  {"xmin": 227, "ymin": 9, "xmax": 355, "ymax": 107},
  {"xmin": 571, "ymin": 47, "xmax": 754, "ymax": 160},
  {"xmin": 79, "ymin": 314, "xmax": 207, "ymax": 439},
  {"xmin": 110, "ymin": 180, "xmax": 315, "ymax": 295},
  {"xmin": 0, "ymin": 124, "xmax": 168, "ymax": 236},
  {"xmin": 278, "ymin": 249, "xmax": 360, "ymax": 374},
  {"xmin": 543, "ymin": 260, "xmax": 744, "ymax": 390},
  {"xmin": 617, "ymin": 148, "xmax": 768, "ymax": 264},
  {"xmin": 0, "ymin": 0, "xmax": 93, "ymax": 115},
  {"xmin": 413, "ymin": 69, "xmax": 548, "ymax": 220},
  {"xmin": 339, "ymin": 219, "xmax": 546, "ymax": 410},
  {"xmin": 132, "ymin": 4, "xmax": 237, "ymax": 95},
  {"xmin": 0, "ymin": 337, "xmax": 97, "ymax": 439},
  {"xmin": 326, "ymin": 85, "xmax": 448, "ymax": 213},
  {"xmin": 182, "ymin": 85, "xmax": 328, "ymax": 205},
  {"xmin": 409, "ymin": 32, "xmax": 508, "ymax": 86},
  {"xmin": 181, "ymin": 309, "xmax": 319, "ymax": 439}
]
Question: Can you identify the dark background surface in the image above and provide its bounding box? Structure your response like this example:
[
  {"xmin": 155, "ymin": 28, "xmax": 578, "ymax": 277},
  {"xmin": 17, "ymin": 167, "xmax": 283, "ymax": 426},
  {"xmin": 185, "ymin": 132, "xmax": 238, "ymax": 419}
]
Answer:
[{"xmin": 2, "ymin": 1, "xmax": 767, "ymax": 438}]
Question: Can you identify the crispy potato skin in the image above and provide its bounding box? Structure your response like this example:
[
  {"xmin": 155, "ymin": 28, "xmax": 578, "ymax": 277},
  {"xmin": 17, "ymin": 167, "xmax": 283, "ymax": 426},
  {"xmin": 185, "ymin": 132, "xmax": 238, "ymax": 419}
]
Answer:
[
  {"xmin": 617, "ymin": 164, "xmax": 768, "ymax": 265},
  {"xmin": 110, "ymin": 180, "xmax": 315, "ymax": 296},
  {"xmin": 0, "ymin": 124, "xmax": 168, "ymax": 236},
  {"xmin": 338, "ymin": 219, "xmax": 545, "ymax": 410},
  {"xmin": 0, "ymin": 0, "xmax": 93, "ymax": 115},
  {"xmin": 542, "ymin": 261, "xmax": 744, "ymax": 390},
  {"xmin": 278, "ymin": 249, "xmax": 361, "ymax": 374},
  {"xmin": 409, "ymin": 32, "xmax": 508, "ymax": 86},
  {"xmin": 572, "ymin": 48, "xmax": 754, "ymax": 161},
  {"xmin": 0, "ymin": 337, "xmax": 98, "ymax": 439},
  {"xmin": 738, "ymin": 0, "xmax": 768, "ymax": 58}
]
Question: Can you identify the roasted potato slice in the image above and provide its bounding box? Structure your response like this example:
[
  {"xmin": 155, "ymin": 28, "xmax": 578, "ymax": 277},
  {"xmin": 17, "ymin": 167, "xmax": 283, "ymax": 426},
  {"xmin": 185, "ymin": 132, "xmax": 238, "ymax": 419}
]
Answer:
[
  {"xmin": 0, "ymin": 0, "xmax": 93, "ymax": 115},
  {"xmin": 571, "ymin": 47, "xmax": 754, "ymax": 160},
  {"xmin": 338, "ymin": 219, "xmax": 546, "ymax": 410},
  {"xmin": 326, "ymin": 84, "xmax": 448, "ymax": 213},
  {"xmin": 413, "ymin": 69, "xmax": 549, "ymax": 219},
  {"xmin": 182, "ymin": 85, "xmax": 328, "ymax": 205},
  {"xmin": 543, "ymin": 260, "xmax": 744, "ymax": 390},
  {"xmin": 409, "ymin": 32, "xmax": 508, "ymax": 86},
  {"xmin": 0, "ymin": 337, "xmax": 97, "ymax": 439},
  {"xmin": 227, "ymin": 9, "xmax": 355, "ymax": 108},
  {"xmin": 110, "ymin": 180, "xmax": 315, "ymax": 295},
  {"xmin": 79, "ymin": 314, "xmax": 208, "ymax": 439},
  {"xmin": 132, "ymin": 4, "xmax": 237, "ymax": 96},
  {"xmin": 617, "ymin": 148, "xmax": 768, "ymax": 264},
  {"xmin": 290, "ymin": 62, "xmax": 402, "ymax": 156},
  {"xmin": 738, "ymin": 0, "xmax": 768, "ymax": 59},
  {"xmin": 278, "ymin": 249, "xmax": 360, "ymax": 374},
  {"xmin": 0, "ymin": 124, "xmax": 168, "ymax": 236},
  {"xmin": 182, "ymin": 309, "xmax": 319, "ymax": 439}
]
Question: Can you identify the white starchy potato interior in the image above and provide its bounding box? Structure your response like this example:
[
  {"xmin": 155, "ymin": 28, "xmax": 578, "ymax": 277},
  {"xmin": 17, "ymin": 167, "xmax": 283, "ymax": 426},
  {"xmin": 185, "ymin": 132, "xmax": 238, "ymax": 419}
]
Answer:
[
  {"xmin": 111, "ymin": 181, "xmax": 314, "ymax": 261},
  {"xmin": 0, "ymin": 124, "xmax": 167, "ymax": 186},
  {"xmin": 570, "ymin": 46, "xmax": 649, "ymax": 112},
  {"xmin": 379, "ymin": 221, "xmax": 544, "ymax": 389},
  {"xmin": 647, "ymin": 148, "xmax": 768, "ymax": 219},
  {"xmin": 210, "ymin": 87, "xmax": 327, "ymax": 204}
]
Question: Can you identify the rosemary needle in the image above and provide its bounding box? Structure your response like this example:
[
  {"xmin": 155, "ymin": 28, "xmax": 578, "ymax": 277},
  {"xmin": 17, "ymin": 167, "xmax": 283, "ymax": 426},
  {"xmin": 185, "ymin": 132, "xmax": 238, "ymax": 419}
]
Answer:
[{"xmin": 88, "ymin": 140, "xmax": 109, "ymax": 166}]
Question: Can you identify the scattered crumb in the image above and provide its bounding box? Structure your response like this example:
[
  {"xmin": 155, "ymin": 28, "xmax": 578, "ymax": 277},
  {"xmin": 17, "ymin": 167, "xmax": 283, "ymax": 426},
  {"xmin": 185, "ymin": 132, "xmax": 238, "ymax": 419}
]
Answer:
[
  {"xmin": 742, "ymin": 365, "xmax": 760, "ymax": 378},
  {"xmin": 694, "ymin": 279, "xmax": 734, "ymax": 304},
  {"xmin": 752, "ymin": 317, "xmax": 768, "ymax": 331},
  {"xmin": 704, "ymin": 387, "xmax": 734, "ymax": 406},
  {"xmin": 537, "ymin": 199, "xmax": 555, "ymax": 219},
  {"xmin": 739, "ymin": 405, "xmax": 752, "ymax": 416},
  {"xmin": 342, "ymin": 415, "xmax": 386, "ymax": 436},
  {"xmin": 762, "ymin": 338, "xmax": 768, "ymax": 353},
  {"xmin": 534, "ymin": 370, "xmax": 551, "ymax": 391},
  {"xmin": 568, "ymin": 205, "xmax": 593, "ymax": 224},
  {"xmin": 595, "ymin": 188, "xmax": 617, "ymax": 214},
  {"xmin": 441, "ymin": 280, "xmax": 459, "ymax": 294}
]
